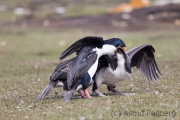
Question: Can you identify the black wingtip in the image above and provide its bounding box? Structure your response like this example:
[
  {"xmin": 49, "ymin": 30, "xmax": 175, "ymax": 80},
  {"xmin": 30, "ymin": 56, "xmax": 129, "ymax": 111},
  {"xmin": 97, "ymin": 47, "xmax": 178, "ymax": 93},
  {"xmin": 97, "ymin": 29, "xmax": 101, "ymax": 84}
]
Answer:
[
  {"xmin": 59, "ymin": 53, "xmax": 67, "ymax": 60},
  {"xmin": 59, "ymin": 56, "xmax": 63, "ymax": 60}
]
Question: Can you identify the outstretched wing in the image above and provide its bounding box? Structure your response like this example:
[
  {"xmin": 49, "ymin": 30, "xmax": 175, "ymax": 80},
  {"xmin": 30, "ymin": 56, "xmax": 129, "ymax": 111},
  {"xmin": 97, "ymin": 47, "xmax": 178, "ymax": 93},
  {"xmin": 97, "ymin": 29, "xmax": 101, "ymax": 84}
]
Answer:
[
  {"xmin": 127, "ymin": 44, "xmax": 162, "ymax": 82},
  {"xmin": 67, "ymin": 46, "xmax": 97, "ymax": 89},
  {"xmin": 50, "ymin": 57, "xmax": 76, "ymax": 81},
  {"xmin": 59, "ymin": 36, "xmax": 103, "ymax": 60}
]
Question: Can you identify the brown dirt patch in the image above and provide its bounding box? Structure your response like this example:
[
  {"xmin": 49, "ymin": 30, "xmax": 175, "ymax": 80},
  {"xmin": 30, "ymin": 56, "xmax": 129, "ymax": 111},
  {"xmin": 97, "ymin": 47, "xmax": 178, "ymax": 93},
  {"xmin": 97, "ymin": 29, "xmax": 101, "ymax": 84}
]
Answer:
[{"xmin": 1, "ymin": 3, "xmax": 180, "ymax": 32}]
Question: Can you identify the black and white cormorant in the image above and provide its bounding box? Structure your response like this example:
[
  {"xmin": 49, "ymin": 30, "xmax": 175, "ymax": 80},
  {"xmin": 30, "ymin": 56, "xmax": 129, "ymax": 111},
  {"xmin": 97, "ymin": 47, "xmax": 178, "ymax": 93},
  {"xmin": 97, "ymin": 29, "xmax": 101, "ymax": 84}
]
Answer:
[
  {"xmin": 92, "ymin": 44, "xmax": 162, "ymax": 96},
  {"xmin": 37, "ymin": 36, "xmax": 125, "ymax": 100},
  {"xmin": 59, "ymin": 36, "xmax": 126, "ymax": 101},
  {"xmin": 37, "ymin": 55, "xmax": 116, "ymax": 100}
]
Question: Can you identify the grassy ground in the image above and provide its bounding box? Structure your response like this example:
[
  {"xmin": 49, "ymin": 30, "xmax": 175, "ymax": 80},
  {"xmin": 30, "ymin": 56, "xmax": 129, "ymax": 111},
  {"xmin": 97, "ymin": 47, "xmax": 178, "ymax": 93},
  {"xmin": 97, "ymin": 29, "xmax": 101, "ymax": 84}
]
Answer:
[{"xmin": 0, "ymin": 27, "xmax": 180, "ymax": 120}]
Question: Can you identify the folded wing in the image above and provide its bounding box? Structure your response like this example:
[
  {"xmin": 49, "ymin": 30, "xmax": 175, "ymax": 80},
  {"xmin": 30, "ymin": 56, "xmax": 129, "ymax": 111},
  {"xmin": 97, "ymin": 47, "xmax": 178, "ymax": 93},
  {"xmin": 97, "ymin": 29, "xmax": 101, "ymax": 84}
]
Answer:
[
  {"xmin": 127, "ymin": 44, "xmax": 162, "ymax": 82},
  {"xmin": 60, "ymin": 36, "xmax": 103, "ymax": 60},
  {"xmin": 67, "ymin": 46, "xmax": 97, "ymax": 88},
  {"xmin": 50, "ymin": 57, "xmax": 76, "ymax": 81}
]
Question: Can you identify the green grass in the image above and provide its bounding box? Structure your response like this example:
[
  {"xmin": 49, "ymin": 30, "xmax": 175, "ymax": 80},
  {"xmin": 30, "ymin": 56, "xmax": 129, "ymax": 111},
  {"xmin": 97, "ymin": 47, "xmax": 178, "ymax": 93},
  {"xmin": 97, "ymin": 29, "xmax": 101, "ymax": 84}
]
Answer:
[{"xmin": 0, "ymin": 27, "xmax": 180, "ymax": 120}]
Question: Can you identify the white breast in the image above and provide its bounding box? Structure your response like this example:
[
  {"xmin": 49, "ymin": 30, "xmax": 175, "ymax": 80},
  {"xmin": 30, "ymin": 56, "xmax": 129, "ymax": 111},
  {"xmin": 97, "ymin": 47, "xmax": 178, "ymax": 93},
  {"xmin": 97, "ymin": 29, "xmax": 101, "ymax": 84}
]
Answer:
[
  {"xmin": 95, "ymin": 54, "xmax": 131, "ymax": 87},
  {"xmin": 88, "ymin": 57, "xmax": 99, "ymax": 78},
  {"xmin": 88, "ymin": 45, "xmax": 117, "ymax": 78}
]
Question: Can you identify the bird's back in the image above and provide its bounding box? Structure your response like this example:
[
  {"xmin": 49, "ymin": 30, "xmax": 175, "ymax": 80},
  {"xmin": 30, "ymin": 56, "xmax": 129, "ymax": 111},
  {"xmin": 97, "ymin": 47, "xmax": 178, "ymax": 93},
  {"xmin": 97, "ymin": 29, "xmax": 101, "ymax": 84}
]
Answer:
[{"xmin": 67, "ymin": 46, "xmax": 98, "ymax": 88}]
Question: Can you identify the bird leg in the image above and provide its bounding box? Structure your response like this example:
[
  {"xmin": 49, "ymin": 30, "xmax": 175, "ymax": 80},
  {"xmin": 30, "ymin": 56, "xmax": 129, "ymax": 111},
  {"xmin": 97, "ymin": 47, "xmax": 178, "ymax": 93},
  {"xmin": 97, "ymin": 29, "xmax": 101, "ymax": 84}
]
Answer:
[
  {"xmin": 93, "ymin": 90, "xmax": 106, "ymax": 97},
  {"xmin": 77, "ymin": 89, "xmax": 92, "ymax": 98},
  {"xmin": 107, "ymin": 86, "xmax": 124, "ymax": 95},
  {"xmin": 84, "ymin": 89, "xmax": 92, "ymax": 98},
  {"xmin": 78, "ymin": 89, "xmax": 86, "ymax": 98}
]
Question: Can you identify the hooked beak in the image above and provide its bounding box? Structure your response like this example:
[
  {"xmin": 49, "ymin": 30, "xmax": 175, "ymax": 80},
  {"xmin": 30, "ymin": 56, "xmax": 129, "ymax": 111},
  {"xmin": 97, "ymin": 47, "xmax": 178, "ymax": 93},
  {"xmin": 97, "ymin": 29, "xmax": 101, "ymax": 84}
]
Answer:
[
  {"xmin": 122, "ymin": 47, "xmax": 126, "ymax": 50},
  {"xmin": 115, "ymin": 46, "xmax": 126, "ymax": 61},
  {"xmin": 117, "ymin": 45, "xmax": 126, "ymax": 50}
]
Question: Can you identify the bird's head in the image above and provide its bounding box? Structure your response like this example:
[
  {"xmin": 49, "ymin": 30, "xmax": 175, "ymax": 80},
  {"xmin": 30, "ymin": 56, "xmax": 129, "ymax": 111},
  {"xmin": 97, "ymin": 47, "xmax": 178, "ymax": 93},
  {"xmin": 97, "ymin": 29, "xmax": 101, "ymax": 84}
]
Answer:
[{"xmin": 104, "ymin": 38, "xmax": 126, "ymax": 50}]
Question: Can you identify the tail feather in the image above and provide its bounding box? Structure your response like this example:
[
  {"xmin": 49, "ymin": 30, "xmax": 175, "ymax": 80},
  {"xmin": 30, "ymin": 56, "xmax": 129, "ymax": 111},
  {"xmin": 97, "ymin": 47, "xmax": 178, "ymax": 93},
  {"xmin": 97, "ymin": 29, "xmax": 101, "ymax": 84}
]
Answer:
[{"xmin": 37, "ymin": 83, "xmax": 54, "ymax": 100}]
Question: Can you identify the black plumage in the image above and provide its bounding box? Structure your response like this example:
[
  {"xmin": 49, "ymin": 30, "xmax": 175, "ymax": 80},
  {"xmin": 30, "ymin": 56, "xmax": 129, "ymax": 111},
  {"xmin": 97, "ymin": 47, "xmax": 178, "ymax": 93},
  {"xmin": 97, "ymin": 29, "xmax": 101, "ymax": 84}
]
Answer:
[
  {"xmin": 37, "ymin": 55, "xmax": 113, "ymax": 100},
  {"xmin": 37, "ymin": 57, "xmax": 75, "ymax": 100},
  {"xmin": 60, "ymin": 36, "xmax": 103, "ymax": 60},
  {"xmin": 37, "ymin": 52, "xmax": 116, "ymax": 100},
  {"xmin": 127, "ymin": 44, "xmax": 162, "ymax": 82},
  {"xmin": 59, "ymin": 36, "xmax": 126, "ymax": 101},
  {"xmin": 67, "ymin": 46, "xmax": 98, "ymax": 89},
  {"xmin": 38, "ymin": 36, "xmax": 127, "ymax": 100}
]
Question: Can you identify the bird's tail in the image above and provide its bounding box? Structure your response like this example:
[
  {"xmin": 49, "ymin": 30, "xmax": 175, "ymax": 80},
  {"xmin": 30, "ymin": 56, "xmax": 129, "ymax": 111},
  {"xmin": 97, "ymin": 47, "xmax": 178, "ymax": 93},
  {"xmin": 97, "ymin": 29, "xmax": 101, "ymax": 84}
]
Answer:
[
  {"xmin": 37, "ymin": 81, "xmax": 55, "ymax": 100},
  {"xmin": 62, "ymin": 90, "xmax": 75, "ymax": 102}
]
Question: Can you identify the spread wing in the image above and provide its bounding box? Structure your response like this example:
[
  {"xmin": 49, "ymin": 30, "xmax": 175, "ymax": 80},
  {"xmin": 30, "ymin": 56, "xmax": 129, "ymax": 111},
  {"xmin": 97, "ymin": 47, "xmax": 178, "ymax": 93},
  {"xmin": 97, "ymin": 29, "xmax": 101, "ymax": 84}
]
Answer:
[
  {"xmin": 126, "ymin": 44, "xmax": 162, "ymax": 82},
  {"xmin": 59, "ymin": 36, "xmax": 103, "ymax": 60},
  {"xmin": 67, "ymin": 46, "xmax": 97, "ymax": 89},
  {"xmin": 50, "ymin": 57, "xmax": 76, "ymax": 81}
]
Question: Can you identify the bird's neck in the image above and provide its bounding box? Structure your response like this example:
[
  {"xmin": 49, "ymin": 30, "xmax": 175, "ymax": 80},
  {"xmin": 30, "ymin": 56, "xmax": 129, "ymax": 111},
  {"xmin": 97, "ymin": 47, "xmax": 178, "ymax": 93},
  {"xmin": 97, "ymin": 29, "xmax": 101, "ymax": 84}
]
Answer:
[
  {"xmin": 117, "ymin": 54, "xmax": 126, "ymax": 68},
  {"xmin": 93, "ymin": 44, "xmax": 116, "ymax": 58},
  {"xmin": 117, "ymin": 54, "xmax": 131, "ymax": 73}
]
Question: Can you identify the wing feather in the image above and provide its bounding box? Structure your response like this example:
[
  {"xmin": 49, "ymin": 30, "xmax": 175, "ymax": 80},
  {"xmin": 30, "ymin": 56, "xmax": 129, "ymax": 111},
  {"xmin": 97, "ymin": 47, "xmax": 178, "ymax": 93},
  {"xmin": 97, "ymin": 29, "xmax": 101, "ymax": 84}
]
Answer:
[
  {"xmin": 140, "ymin": 55, "xmax": 151, "ymax": 82},
  {"xmin": 149, "ymin": 63, "xmax": 156, "ymax": 81},
  {"xmin": 60, "ymin": 36, "xmax": 103, "ymax": 60},
  {"xmin": 127, "ymin": 44, "xmax": 162, "ymax": 82},
  {"xmin": 50, "ymin": 57, "xmax": 76, "ymax": 81},
  {"xmin": 152, "ymin": 61, "xmax": 161, "ymax": 79},
  {"xmin": 153, "ymin": 59, "xmax": 162, "ymax": 77},
  {"xmin": 150, "ymin": 63, "xmax": 159, "ymax": 81},
  {"xmin": 147, "ymin": 62, "xmax": 152, "ymax": 82},
  {"xmin": 67, "ymin": 46, "xmax": 97, "ymax": 89},
  {"xmin": 148, "ymin": 63, "xmax": 153, "ymax": 81}
]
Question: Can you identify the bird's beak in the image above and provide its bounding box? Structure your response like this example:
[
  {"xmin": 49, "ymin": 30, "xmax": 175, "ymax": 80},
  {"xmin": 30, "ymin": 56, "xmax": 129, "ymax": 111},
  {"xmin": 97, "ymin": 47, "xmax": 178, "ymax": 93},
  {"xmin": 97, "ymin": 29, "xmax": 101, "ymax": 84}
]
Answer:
[
  {"xmin": 117, "ymin": 46, "xmax": 126, "ymax": 50},
  {"xmin": 122, "ymin": 47, "xmax": 126, "ymax": 50}
]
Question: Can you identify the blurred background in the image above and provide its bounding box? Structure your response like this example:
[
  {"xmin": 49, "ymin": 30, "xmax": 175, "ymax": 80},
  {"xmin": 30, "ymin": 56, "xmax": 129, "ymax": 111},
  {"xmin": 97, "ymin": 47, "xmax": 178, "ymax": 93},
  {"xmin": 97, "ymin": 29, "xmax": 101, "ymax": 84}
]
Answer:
[{"xmin": 0, "ymin": 0, "xmax": 180, "ymax": 32}]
